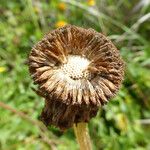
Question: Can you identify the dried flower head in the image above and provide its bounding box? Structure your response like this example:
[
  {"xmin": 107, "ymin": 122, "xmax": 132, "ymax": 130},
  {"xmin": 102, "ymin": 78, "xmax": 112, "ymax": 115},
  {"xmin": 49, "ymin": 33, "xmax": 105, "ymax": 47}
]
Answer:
[{"xmin": 28, "ymin": 25, "xmax": 124, "ymax": 129}]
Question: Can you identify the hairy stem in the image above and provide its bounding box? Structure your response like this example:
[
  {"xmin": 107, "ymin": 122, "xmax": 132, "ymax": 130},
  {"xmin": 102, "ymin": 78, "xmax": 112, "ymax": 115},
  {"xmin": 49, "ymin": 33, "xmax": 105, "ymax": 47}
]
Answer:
[{"xmin": 73, "ymin": 123, "xmax": 92, "ymax": 150}]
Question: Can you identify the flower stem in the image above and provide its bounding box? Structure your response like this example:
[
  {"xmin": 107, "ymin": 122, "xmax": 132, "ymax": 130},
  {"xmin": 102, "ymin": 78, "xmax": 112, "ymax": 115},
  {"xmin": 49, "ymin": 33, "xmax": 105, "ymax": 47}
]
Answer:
[{"xmin": 73, "ymin": 123, "xmax": 92, "ymax": 150}]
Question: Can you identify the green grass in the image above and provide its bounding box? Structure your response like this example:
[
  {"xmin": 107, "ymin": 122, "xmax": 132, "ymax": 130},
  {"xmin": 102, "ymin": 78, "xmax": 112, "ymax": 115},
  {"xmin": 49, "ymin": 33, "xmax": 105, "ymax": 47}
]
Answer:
[{"xmin": 0, "ymin": 0, "xmax": 150, "ymax": 149}]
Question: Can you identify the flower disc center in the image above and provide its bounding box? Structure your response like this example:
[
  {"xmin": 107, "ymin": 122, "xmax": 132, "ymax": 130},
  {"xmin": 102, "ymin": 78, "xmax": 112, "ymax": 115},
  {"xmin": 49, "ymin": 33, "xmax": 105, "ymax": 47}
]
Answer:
[{"xmin": 61, "ymin": 55, "xmax": 90, "ymax": 80}]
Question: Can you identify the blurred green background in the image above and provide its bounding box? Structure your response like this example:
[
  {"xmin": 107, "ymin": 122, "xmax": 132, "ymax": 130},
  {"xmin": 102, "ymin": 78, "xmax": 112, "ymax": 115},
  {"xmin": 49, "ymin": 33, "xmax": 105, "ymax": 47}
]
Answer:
[{"xmin": 0, "ymin": 0, "xmax": 150, "ymax": 149}]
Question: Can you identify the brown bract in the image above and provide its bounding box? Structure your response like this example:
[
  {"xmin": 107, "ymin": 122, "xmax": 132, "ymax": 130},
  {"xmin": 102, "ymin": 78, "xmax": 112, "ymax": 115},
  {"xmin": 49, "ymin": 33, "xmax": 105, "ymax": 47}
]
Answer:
[{"xmin": 28, "ymin": 25, "xmax": 124, "ymax": 129}]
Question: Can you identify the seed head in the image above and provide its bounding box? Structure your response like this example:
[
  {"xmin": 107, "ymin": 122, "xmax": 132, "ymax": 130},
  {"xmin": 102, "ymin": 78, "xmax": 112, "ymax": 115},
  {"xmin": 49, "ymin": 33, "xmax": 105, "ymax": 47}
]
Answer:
[{"xmin": 28, "ymin": 25, "xmax": 124, "ymax": 129}]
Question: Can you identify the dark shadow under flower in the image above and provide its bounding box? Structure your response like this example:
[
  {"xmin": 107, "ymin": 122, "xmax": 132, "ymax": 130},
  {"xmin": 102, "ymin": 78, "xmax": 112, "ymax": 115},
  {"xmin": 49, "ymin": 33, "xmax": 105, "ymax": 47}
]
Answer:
[{"xmin": 28, "ymin": 25, "xmax": 124, "ymax": 129}]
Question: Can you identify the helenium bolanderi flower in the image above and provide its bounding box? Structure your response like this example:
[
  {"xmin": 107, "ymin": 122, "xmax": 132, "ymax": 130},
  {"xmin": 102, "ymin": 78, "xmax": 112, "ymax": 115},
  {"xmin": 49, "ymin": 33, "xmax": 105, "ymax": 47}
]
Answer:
[{"xmin": 28, "ymin": 25, "xmax": 124, "ymax": 129}]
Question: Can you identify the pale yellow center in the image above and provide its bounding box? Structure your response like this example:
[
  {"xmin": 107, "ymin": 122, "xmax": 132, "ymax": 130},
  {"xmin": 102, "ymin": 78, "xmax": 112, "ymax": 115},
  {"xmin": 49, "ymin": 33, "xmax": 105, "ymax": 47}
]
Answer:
[{"xmin": 61, "ymin": 55, "xmax": 90, "ymax": 80}]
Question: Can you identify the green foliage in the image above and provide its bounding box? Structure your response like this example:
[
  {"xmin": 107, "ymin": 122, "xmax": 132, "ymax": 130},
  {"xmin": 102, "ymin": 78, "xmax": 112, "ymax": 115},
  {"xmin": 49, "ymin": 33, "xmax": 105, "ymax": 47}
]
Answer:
[{"xmin": 0, "ymin": 0, "xmax": 150, "ymax": 149}]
